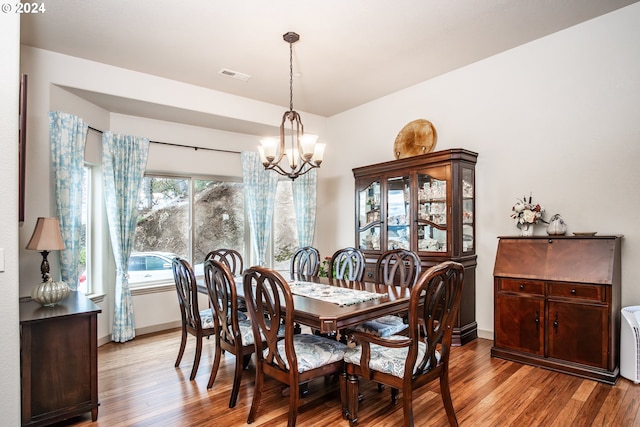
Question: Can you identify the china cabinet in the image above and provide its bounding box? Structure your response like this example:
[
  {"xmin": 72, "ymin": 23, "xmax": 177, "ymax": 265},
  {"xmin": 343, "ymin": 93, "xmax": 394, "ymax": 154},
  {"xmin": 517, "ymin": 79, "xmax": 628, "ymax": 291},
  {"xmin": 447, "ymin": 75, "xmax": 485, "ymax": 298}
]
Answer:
[
  {"xmin": 353, "ymin": 148, "xmax": 478, "ymax": 345},
  {"xmin": 492, "ymin": 236, "xmax": 622, "ymax": 384}
]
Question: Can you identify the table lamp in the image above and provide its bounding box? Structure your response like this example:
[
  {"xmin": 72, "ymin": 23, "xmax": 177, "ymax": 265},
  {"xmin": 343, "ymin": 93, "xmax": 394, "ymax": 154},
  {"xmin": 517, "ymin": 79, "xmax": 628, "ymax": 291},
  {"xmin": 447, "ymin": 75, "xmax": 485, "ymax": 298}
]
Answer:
[{"xmin": 26, "ymin": 217, "xmax": 70, "ymax": 306}]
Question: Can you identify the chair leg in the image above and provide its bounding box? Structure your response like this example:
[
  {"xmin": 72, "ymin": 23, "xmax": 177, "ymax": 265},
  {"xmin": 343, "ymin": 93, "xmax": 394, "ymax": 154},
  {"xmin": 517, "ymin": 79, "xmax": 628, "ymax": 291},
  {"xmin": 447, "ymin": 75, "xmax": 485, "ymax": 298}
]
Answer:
[
  {"xmin": 288, "ymin": 381, "xmax": 300, "ymax": 427},
  {"xmin": 247, "ymin": 366, "xmax": 263, "ymax": 424},
  {"xmin": 439, "ymin": 371, "xmax": 459, "ymax": 427},
  {"xmin": 391, "ymin": 387, "xmax": 399, "ymax": 405},
  {"xmin": 175, "ymin": 327, "xmax": 187, "ymax": 367},
  {"xmin": 190, "ymin": 335, "xmax": 203, "ymax": 380},
  {"xmin": 228, "ymin": 351, "xmax": 245, "ymax": 408},
  {"xmin": 402, "ymin": 388, "xmax": 413, "ymax": 427},
  {"xmin": 206, "ymin": 339, "xmax": 223, "ymax": 389},
  {"xmin": 243, "ymin": 354, "xmax": 252, "ymax": 369}
]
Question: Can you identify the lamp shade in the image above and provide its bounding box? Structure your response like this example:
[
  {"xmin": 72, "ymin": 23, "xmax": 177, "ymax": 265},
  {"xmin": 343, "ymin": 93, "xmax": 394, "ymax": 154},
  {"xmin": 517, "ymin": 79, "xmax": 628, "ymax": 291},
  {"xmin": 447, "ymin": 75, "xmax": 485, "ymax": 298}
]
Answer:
[{"xmin": 26, "ymin": 217, "xmax": 65, "ymax": 251}]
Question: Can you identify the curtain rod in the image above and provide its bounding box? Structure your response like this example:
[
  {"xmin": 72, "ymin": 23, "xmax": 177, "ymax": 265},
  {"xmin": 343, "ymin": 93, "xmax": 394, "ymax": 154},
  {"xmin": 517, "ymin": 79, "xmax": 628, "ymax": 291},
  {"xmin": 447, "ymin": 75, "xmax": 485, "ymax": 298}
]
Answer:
[{"xmin": 88, "ymin": 126, "xmax": 241, "ymax": 154}]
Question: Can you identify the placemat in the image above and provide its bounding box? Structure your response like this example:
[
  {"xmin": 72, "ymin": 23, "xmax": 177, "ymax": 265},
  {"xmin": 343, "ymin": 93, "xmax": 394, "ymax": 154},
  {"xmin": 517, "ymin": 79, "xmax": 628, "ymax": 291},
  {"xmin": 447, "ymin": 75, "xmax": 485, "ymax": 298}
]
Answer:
[{"xmin": 289, "ymin": 281, "xmax": 387, "ymax": 306}]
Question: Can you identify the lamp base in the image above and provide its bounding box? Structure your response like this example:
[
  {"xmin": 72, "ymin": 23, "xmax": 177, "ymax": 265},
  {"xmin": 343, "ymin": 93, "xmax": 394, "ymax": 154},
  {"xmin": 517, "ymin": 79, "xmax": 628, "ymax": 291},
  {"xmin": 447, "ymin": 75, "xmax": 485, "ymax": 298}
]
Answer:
[{"xmin": 31, "ymin": 279, "xmax": 70, "ymax": 306}]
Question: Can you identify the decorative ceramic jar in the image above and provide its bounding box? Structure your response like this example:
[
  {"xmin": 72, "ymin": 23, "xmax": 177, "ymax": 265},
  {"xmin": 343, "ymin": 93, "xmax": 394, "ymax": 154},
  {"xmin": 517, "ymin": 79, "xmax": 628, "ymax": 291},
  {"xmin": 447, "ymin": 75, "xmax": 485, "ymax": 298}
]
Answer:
[
  {"xmin": 31, "ymin": 279, "xmax": 70, "ymax": 306},
  {"xmin": 546, "ymin": 214, "xmax": 567, "ymax": 236}
]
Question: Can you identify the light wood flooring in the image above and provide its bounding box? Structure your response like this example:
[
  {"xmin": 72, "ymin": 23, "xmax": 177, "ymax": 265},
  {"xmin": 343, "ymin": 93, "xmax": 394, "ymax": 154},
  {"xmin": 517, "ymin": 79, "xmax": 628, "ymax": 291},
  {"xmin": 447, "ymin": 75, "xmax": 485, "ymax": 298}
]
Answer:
[{"xmin": 51, "ymin": 328, "xmax": 640, "ymax": 427}]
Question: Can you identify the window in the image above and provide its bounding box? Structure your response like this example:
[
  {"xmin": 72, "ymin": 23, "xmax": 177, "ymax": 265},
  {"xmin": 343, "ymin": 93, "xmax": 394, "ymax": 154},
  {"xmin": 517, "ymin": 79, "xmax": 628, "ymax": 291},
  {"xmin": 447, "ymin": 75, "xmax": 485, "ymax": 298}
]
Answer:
[
  {"xmin": 193, "ymin": 179, "xmax": 245, "ymax": 263},
  {"xmin": 77, "ymin": 166, "xmax": 91, "ymax": 294},
  {"xmin": 132, "ymin": 175, "xmax": 245, "ymax": 287}
]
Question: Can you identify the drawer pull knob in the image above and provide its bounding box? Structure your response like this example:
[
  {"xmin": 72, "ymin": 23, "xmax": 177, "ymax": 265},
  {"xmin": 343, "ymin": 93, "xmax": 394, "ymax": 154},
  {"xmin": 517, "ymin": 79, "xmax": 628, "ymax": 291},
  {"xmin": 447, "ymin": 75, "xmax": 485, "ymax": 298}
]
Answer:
[
  {"xmin": 571, "ymin": 289, "xmax": 577, "ymax": 295},
  {"xmin": 519, "ymin": 284, "xmax": 525, "ymax": 290}
]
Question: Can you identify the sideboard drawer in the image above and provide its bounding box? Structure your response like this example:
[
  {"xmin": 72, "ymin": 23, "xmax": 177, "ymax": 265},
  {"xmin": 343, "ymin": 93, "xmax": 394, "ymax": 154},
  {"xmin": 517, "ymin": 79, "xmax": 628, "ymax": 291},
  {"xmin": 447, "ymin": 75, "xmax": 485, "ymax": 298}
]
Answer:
[
  {"xmin": 498, "ymin": 278, "xmax": 544, "ymax": 296},
  {"xmin": 548, "ymin": 282, "xmax": 604, "ymax": 302}
]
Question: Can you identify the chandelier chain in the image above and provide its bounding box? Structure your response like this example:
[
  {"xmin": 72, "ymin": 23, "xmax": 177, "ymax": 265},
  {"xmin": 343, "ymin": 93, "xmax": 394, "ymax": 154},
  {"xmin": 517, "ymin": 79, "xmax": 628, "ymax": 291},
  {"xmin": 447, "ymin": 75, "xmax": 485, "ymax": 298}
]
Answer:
[{"xmin": 289, "ymin": 39, "xmax": 294, "ymax": 112}]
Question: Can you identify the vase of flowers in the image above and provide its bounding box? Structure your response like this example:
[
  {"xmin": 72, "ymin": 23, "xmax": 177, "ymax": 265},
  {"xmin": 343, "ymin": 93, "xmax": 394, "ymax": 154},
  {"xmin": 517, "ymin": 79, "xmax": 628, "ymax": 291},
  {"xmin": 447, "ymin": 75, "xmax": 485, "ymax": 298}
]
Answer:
[{"xmin": 511, "ymin": 194, "xmax": 545, "ymax": 236}]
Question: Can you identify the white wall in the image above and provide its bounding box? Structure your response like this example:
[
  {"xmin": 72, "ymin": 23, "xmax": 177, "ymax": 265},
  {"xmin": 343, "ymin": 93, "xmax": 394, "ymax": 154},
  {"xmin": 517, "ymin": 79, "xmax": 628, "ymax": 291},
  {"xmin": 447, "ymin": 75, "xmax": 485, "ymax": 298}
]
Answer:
[
  {"xmin": 318, "ymin": 4, "xmax": 640, "ymax": 337},
  {"xmin": 0, "ymin": 11, "xmax": 24, "ymax": 427}
]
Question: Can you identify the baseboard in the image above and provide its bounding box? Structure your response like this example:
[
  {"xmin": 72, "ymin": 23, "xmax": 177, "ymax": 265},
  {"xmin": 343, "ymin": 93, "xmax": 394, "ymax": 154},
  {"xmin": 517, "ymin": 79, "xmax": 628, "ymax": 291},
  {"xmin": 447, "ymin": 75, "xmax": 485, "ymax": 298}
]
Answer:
[
  {"xmin": 477, "ymin": 328, "xmax": 492, "ymax": 340},
  {"xmin": 97, "ymin": 320, "xmax": 182, "ymax": 346}
]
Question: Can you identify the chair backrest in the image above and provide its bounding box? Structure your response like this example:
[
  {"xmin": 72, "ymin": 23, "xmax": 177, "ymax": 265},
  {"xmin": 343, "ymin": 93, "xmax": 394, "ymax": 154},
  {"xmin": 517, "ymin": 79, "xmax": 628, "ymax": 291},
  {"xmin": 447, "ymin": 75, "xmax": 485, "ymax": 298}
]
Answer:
[
  {"xmin": 375, "ymin": 249, "xmax": 421, "ymax": 288},
  {"xmin": 204, "ymin": 259, "xmax": 243, "ymax": 346},
  {"xmin": 406, "ymin": 261, "xmax": 464, "ymax": 378},
  {"xmin": 205, "ymin": 249, "xmax": 244, "ymax": 276},
  {"xmin": 290, "ymin": 246, "xmax": 320, "ymax": 279},
  {"xmin": 172, "ymin": 257, "xmax": 202, "ymax": 331},
  {"xmin": 243, "ymin": 266, "xmax": 297, "ymax": 373},
  {"xmin": 329, "ymin": 247, "xmax": 365, "ymax": 281}
]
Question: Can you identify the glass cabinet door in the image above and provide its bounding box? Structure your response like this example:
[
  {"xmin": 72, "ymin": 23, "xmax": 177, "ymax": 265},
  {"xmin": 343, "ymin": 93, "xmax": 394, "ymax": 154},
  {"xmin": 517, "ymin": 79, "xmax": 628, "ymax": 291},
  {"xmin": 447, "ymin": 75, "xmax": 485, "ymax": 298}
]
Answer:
[
  {"xmin": 386, "ymin": 176, "xmax": 410, "ymax": 250},
  {"xmin": 462, "ymin": 167, "xmax": 475, "ymax": 252},
  {"xmin": 416, "ymin": 169, "xmax": 448, "ymax": 252},
  {"xmin": 357, "ymin": 180, "xmax": 381, "ymax": 251}
]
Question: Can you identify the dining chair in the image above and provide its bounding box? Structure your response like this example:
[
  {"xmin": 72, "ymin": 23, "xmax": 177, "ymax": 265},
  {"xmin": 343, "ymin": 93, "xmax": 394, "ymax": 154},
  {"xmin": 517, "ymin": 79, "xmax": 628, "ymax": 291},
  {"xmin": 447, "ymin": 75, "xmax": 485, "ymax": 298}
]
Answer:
[
  {"xmin": 243, "ymin": 266, "xmax": 348, "ymax": 427},
  {"xmin": 329, "ymin": 247, "xmax": 365, "ymax": 281},
  {"xmin": 205, "ymin": 248, "xmax": 244, "ymax": 276},
  {"xmin": 203, "ymin": 259, "xmax": 256, "ymax": 408},
  {"xmin": 172, "ymin": 257, "xmax": 216, "ymax": 380},
  {"xmin": 341, "ymin": 261, "xmax": 465, "ymax": 427},
  {"xmin": 205, "ymin": 248, "xmax": 248, "ymax": 313},
  {"xmin": 351, "ymin": 249, "xmax": 421, "ymax": 338},
  {"xmin": 290, "ymin": 246, "xmax": 321, "ymax": 279}
]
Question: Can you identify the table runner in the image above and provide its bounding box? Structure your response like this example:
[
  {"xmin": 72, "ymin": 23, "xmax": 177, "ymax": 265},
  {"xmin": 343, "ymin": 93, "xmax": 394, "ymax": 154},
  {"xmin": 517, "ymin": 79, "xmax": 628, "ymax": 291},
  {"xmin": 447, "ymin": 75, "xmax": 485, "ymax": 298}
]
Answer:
[{"xmin": 289, "ymin": 280, "xmax": 387, "ymax": 306}]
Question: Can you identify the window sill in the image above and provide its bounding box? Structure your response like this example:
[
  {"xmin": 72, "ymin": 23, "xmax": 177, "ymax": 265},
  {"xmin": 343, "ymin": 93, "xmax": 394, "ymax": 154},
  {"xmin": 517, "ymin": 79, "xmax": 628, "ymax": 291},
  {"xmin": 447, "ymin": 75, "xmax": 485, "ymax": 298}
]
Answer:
[
  {"xmin": 86, "ymin": 293, "xmax": 106, "ymax": 304},
  {"xmin": 130, "ymin": 282, "xmax": 175, "ymax": 296}
]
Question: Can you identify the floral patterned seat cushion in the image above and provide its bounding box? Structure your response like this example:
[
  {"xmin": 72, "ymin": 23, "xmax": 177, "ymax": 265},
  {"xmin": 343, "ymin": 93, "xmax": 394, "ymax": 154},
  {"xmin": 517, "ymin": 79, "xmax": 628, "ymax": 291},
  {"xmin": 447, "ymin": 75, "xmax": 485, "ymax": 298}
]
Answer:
[
  {"xmin": 352, "ymin": 315, "xmax": 408, "ymax": 337},
  {"xmin": 199, "ymin": 308, "xmax": 215, "ymax": 329},
  {"xmin": 343, "ymin": 335, "xmax": 438, "ymax": 378},
  {"xmin": 238, "ymin": 320, "xmax": 285, "ymax": 346},
  {"xmin": 268, "ymin": 334, "xmax": 348, "ymax": 373},
  {"xmin": 238, "ymin": 320, "xmax": 257, "ymax": 346},
  {"xmin": 200, "ymin": 308, "xmax": 248, "ymax": 329}
]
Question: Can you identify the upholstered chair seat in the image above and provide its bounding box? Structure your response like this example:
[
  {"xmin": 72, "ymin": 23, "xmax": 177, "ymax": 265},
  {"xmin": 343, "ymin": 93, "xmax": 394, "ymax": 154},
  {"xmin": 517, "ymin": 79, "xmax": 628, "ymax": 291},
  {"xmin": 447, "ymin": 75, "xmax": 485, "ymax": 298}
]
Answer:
[
  {"xmin": 351, "ymin": 315, "xmax": 407, "ymax": 338},
  {"xmin": 272, "ymin": 334, "xmax": 348, "ymax": 372}
]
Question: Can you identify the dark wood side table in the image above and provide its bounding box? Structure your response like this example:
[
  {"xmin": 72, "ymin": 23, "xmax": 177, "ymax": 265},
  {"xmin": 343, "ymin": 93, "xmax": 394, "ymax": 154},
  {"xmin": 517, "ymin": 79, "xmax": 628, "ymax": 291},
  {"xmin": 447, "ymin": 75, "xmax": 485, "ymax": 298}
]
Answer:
[{"xmin": 20, "ymin": 291, "xmax": 101, "ymax": 426}]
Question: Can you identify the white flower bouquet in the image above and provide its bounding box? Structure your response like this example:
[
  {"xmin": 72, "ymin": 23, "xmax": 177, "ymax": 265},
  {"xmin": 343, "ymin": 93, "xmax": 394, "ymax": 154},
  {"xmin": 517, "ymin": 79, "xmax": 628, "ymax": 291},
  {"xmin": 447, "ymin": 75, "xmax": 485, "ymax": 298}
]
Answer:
[{"xmin": 511, "ymin": 194, "xmax": 545, "ymax": 229}]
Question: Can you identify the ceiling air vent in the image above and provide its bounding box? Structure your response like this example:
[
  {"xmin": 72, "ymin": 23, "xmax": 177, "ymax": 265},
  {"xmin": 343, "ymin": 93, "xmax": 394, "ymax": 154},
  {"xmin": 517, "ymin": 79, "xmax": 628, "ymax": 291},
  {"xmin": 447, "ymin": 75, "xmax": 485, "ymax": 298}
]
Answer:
[{"xmin": 218, "ymin": 68, "xmax": 251, "ymax": 82}]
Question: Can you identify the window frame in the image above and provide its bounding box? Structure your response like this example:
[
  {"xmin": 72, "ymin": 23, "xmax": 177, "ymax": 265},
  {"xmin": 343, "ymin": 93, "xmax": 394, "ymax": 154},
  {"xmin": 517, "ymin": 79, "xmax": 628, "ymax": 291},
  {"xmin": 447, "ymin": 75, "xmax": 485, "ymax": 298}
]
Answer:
[{"xmin": 130, "ymin": 172, "xmax": 248, "ymax": 290}]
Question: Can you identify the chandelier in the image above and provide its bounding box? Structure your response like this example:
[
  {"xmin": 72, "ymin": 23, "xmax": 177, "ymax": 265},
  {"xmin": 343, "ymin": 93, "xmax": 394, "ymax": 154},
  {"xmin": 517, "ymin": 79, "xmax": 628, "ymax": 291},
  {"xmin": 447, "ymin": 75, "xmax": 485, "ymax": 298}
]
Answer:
[{"xmin": 258, "ymin": 32, "xmax": 325, "ymax": 180}]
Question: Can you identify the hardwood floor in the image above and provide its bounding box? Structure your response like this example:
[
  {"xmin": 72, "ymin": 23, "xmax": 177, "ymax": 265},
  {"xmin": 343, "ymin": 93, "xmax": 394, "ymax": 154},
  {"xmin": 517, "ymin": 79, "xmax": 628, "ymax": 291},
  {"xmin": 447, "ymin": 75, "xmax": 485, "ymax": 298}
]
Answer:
[{"xmin": 51, "ymin": 328, "xmax": 640, "ymax": 427}]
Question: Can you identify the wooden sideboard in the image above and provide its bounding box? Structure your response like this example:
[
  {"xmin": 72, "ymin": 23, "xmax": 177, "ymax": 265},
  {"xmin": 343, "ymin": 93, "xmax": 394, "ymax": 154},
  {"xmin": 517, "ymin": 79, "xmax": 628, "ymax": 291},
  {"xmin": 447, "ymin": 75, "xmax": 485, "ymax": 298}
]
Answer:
[
  {"xmin": 20, "ymin": 291, "xmax": 101, "ymax": 426},
  {"xmin": 491, "ymin": 236, "xmax": 622, "ymax": 384}
]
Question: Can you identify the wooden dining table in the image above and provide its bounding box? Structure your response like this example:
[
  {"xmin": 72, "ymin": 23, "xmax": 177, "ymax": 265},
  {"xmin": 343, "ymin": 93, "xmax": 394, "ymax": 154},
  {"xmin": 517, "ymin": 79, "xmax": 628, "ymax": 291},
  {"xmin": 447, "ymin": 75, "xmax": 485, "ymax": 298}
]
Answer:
[{"xmin": 197, "ymin": 274, "xmax": 411, "ymax": 335}]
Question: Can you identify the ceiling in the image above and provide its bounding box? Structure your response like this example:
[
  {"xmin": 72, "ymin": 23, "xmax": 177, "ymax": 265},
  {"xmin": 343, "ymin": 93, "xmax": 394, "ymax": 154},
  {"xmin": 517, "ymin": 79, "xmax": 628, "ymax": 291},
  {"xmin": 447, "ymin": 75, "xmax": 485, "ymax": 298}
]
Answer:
[{"xmin": 20, "ymin": 0, "xmax": 638, "ymax": 134}]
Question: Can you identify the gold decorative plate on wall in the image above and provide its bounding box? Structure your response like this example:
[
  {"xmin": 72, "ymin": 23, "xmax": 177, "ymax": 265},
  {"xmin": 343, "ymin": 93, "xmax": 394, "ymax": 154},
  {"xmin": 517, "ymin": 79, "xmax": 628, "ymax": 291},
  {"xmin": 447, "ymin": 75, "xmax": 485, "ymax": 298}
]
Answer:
[{"xmin": 393, "ymin": 119, "xmax": 437, "ymax": 159}]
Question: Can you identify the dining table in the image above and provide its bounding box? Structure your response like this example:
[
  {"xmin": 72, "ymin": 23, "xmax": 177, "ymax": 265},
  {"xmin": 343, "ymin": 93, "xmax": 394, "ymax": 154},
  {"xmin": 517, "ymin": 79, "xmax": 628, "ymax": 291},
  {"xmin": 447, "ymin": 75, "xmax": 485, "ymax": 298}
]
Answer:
[{"xmin": 197, "ymin": 274, "xmax": 411, "ymax": 335}]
